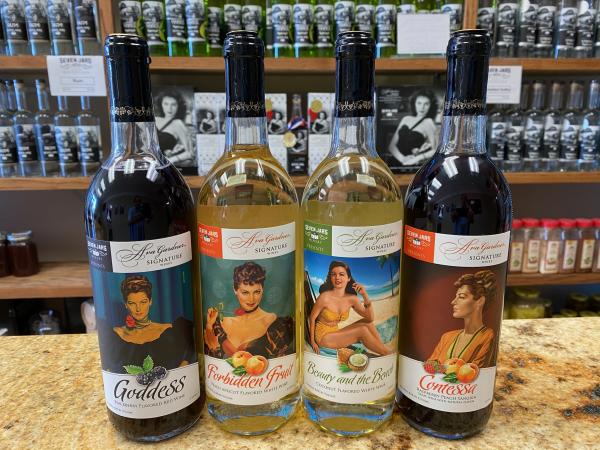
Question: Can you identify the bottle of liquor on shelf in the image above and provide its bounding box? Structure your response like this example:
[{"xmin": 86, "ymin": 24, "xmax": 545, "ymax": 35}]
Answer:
[
  {"xmin": 197, "ymin": 31, "xmax": 299, "ymax": 435},
  {"xmin": 118, "ymin": 0, "xmax": 143, "ymax": 35},
  {"xmin": 302, "ymin": 31, "xmax": 403, "ymax": 437},
  {"xmin": 206, "ymin": 0, "xmax": 224, "ymax": 56},
  {"xmin": 223, "ymin": 0, "xmax": 242, "ymax": 35},
  {"xmin": 334, "ymin": 0, "xmax": 355, "ymax": 37},
  {"xmin": 242, "ymin": 0, "xmax": 265, "ymax": 36},
  {"xmin": 12, "ymin": 80, "xmax": 41, "ymax": 177},
  {"xmin": 33, "ymin": 79, "xmax": 59, "ymax": 177},
  {"xmin": 523, "ymin": 81, "xmax": 546, "ymax": 172},
  {"xmin": 77, "ymin": 96, "xmax": 102, "ymax": 176},
  {"xmin": 165, "ymin": 0, "xmax": 188, "ymax": 55},
  {"xmin": 477, "ymin": 0, "xmax": 496, "ymax": 43},
  {"xmin": 85, "ymin": 34, "xmax": 203, "ymax": 441},
  {"xmin": 142, "ymin": 0, "xmax": 168, "ymax": 55},
  {"xmin": 398, "ymin": 30, "xmax": 512, "ymax": 440},
  {"xmin": 1, "ymin": 0, "xmax": 30, "ymax": 55},
  {"xmin": 313, "ymin": 0, "xmax": 334, "ymax": 56},
  {"xmin": 271, "ymin": 0, "xmax": 294, "ymax": 56},
  {"xmin": 542, "ymin": 81, "xmax": 564, "ymax": 171},
  {"xmin": 504, "ymin": 83, "xmax": 529, "ymax": 172},
  {"xmin": 355, "ymin": 0, "xmax": 375, "ymax": 35},
  {"xmin": 516, "ymin": 0, "xmax": 538, "ymax": 56},
  {"xmin": 559, "ymin": 81, "xmax": 583, "ymax": 171},
  {"xmin": 54, "ymin": 96, "xmax": 81, "ymax": 177},
  {"xmin": 3, "ymin": 81, "xmax": 17, "ymax": 114},
  {"xmin": 185, "ymin": 0, "xmax": 207, "ymax": 55},
  {"xmin": 24, "ymin": 0, "xmax": 51, "ymax": 55},
  {"xmin": 534, "ymin": 0, "xmax": 556, "ymax": 57},
  {"xmin": 72, "ymin": 0, "xmax": 101, "ymax": 54},
  {"xmin": 554, "ymin": 0, "xmax": 578, "ymax": 57},
  {"xmin": 48, "ymin": 0, "xmax": 75, "ymax": 55},
  {"xmin": 488, "ymin": 104, "xmax": 507, "ymax": 169},
  {"xmin": 294, "ymin": 0, "xmax": 314, "ymax": 57},
  {"xmin": 574, "ymin": 0, "xmax": 597, "ymax": 57},
  {"xmin": 285, "ymin": 94, "xmax": 308, "ymax": 174},
  {"xmin": 375, "ymin": 0, "xmax": 397, "ymax": 58},
  {"xmin": 0, "ymin": 83, "xmax": 19, "ymax": 178},
  {"xmin": 442, "ymin": 0, "xmax": 464, "ymax": 32},
  {"xmin": 579, "ymin": 79, "xmax": 600, "ymax": 171},
  {"xmin": 495, "ymin": 0, "xmax": 518, "ymax": 56},
  {"xmin": 399, "ymin": 0, "xmax": 416, "ymax": 13},
  {"xmin": 416, "ymin": 0, "xmax": 434, "ymax": 12}
]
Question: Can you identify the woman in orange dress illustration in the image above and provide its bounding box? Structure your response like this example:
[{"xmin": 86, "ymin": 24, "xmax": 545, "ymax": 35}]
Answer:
[
  {"xmin": 429, "ymin": 270, "xmax": 497, "ymax": 368},
  {"xmin": 308, "ymin": 261, "xmax": 392, "ymax": 356}
]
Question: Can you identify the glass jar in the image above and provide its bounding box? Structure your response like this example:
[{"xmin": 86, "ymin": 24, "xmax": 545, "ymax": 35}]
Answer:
[
  {"xmin": 7, "ymin": 231, "xmax": 40, "ymax": 277},
  {"xmin": 580, "ymin": 311, "xmax": 598, "ymax": 317},
  {"xmin": 592, "ymin": 219, "xmax": 600, "ymax": 273},
  {"xmin": 509, "ymin": 219, "xmax": 525, "ymax": 273},
  {"xmin": 541, "ymin": 298, "xmax": 553, "ymax": 318},
  {"xmin": 591, "ymin": 294, "xmax": 600, "ymax": 312},
  {"xmin": 522, "ymin": 218, "xmax": 542, "ymax": 273},
  {"xmin": 0, "ymin": 231, "xmax": 9, "ymax": 277},
  {"xmin": 560, "ymin": 309, "xmax": 578, "ymax": 318},
  {"xmin": 567, "ymin": 292, "xmax": 589, "ymax": 312},
  {"xmin": 29, "ymin": 310, "xmax": 61, "ymax": 334},
  {"xmin": 539, "ymin": 218, "xmax": 562, "ymax": 274},
  {"xmin": 559, "ymin": 219, "xmax": 579, "ymax": 273},
  {"xmin": 510, "ymin": 287, "xmax": 545, "ymax": 319},
  {"xmin": 576, "ymin": 218, "xmax": 596, "ymax": 272}
]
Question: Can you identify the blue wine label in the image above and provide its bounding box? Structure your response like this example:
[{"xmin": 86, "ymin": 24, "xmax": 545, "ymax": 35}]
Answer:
[
  {"xmin": 87, "ymin": 232, "xmax": 201, "ymax": 419},
  {"xmin": 355, "ymin": 3, "xmax": 374, "ymax": 33},
  {"xmin": 334, "ymin": 1, "xmax": 355, "ymax": 36}
]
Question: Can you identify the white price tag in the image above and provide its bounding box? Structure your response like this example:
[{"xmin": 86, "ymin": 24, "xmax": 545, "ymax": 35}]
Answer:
[
  {"xmin": 396, "ymin": 14, "xmax": 450, "ymax": 55},
  {"xmin": 46, "ymin": 56, "xmax": 107, "ymax": 97},
  {"xmin": 486, "ymin": 66, "xmax": 523, "ymax": 104}
]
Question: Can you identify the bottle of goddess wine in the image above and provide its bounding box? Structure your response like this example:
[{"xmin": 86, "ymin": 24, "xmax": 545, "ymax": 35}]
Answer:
[
  {"xmin": 185, "ymin": 0, "xmax": 207, "ymax": 56},
  {"xmin": 375, "ymin": 0, "xmax": 397, "ymax": 58},
  {"xmin": 271, "ymin": 0, "xmax": 294, "ymax": 56},
  {"xmin": 85, "ymin": 34, "xmax": 203, "ymax": 441},
  {"xmin": 397, "ymin": 30, "xmax": 512, "ymax": 440},
  {"xmin": 165, "ymin": 0, "xmax": 189, "ymax": 55},
  {"xmin": 142, "ymin": 0, "xmax": 168, "ymax": 55},
  {"xmin": 197, "ymin": 31, "xmax": 300, "ymax": 435},
  {"xmin": 293, "ymin": 0, "xmax": 314, "ymax": 57},
  {"xmin": 313, "ymin": 0, "xmax": 334, "ymax": 56},
  {"xmin": 302, "ymin": 31, "xmax": 403, "ymax": 437}
]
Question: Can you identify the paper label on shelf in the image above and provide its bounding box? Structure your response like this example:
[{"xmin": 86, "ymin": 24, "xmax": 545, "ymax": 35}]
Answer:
[
  {"xmin": 396, "ymin": 13, "xmax": 449, "ymax": 55},
  {"xmin": 487, "ymin": 66, "xmax": 523, "ymax": 105},
  {"xmin": 46, "ymin": 56, "xmax": 107, "ymax": 97}
]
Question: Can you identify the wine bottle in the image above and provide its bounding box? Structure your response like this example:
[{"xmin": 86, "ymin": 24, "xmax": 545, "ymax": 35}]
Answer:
[
  {"xmin": 118, "ymin": 0, "xmax": 143, "ymax": 35},
  {"xmin": 33, "ymin": 79, "xmax": 59, "ymax": 177},
  {"xmin": 554, "ymin": 0, "xmax": 578, "ymax": 58},
  {"xmin": 165, "ymin": 0, "xmax": 189, "ymax": 55},
  {"xmin": 534, "ymin": 0, "xmax": 556, "ymax": 57},
  {"xmin": 294, "ymin": 0, "xmax": 314, "ymax": 57},
  {"xmin": 441, "ymin": 0, "xmax": 464, "ymax": 32},
  {"xmin": 574, "ymin": 0, "xmax": 596, "ymax": 57},
  {"xmin": 24, "ymin": 0, "xmax": 51, "ymax": 55},
  {"xmin": 242, "ymin": 0, "xmax": 265, "ymax": 37},
  {"xmin": 272, "ymin": 0, "xmax": 294, "ymax": 56},
  {"xmin": 54, "ymin": 96, "xmax": 81, "ymax": 177},
  {"xmin": 504, "ymin": 82, "xmax": 529, "ymax": 172},
  {"xmin": 559, "ymin": 81, "xmax": 583, "ymax": 171},
  {"xmin": 487, "ymin": 104, "xmax": 507, "ymax": 169},
  {"xmin": 334, "ymin": 0, "xmax": 355, "ymax": 36},
  {"xmin": 266, "ymin": 0, "xmax": 274, "ymax": 55},
  {"xmin": 542, "ymin": 81, "xmax": 564, "ymax": 171},
  {"xmin": 375, "ymin": 0, "xmax": 397, "ymax": 58},
  {"xmin": 313, "ymin": 0, "xmax": 334, "ymax": 56},
  {"xmin": 302, "ymin": 31, "xmax": 403, "ymax": 437},
  {"xmin": 142, "ymin": 0, "xmax": 168, "ymax": 55},
  {"xmin": 397, "ymin": 30, "xmax": 512, "ymax": 440},
  {"xmin": 1, "ymin": 0, "xmax": 30, "ymax": 55},
  {"xmin": 477, "ymin": 0, "xmax": 496, "ymax": 43},
  {"xmin": 523, "ymin": 80, "xmax": 546, "ymax": 172},
  {"xmin": 495, "ymin": 0, "xmax": 518, "ymax": 56},
  {"xmin": 185, "ymin": 0, "xmax": 207, "ymax": 55},
  {"xmin": 286, "ymin": 93, "xmax": 308, "ymax": 173},
  {"xmin": 579, "ymin": 79, "xmax": 600, "ymax": 171},
  {"xmin": 197, "ymin": 30, "xmax": 300, "ymax": 435},
  {"xmin": 206, "ymin": 0, "xmax": 224, "ymax": 55},
  {"xmin": 516, "ymin": 0, "xmax": 538, "ymax": 56},
  {"xmin": 77, "ymin": 96, "xmax": 102, "ymax": 176},
  {"xmin": 12, "ymin": 80, "xmax": 41, "ymax": 177},
  {"xmin": 47, "ymin": 0, "xmax": 75, "ymax": 55},
  {"xmin": 85, "ymin": 34, "xmax": 203, "ymax": 441},
  {"xmin": 0, "ymin": 83, "xmax": 19, "ymax": 178},
  {"xmin": 355, "ymin": 0, "xmax": 375, "ymax": 35},
  {"xmin": 71, "ymin": 0, "xmax": 101, "ymax": 55}
]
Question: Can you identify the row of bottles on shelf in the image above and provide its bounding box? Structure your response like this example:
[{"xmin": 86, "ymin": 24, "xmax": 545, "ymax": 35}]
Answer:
[
  {"xmin": 0, "ymin": 0, "xmax": 102, "ymax": 56},
  {"xmin": 478, "ymin": 0, "xmax": 600, "ymax": 58},
  {"xmin": 488, "ymin": 79, "xmax": 600, "ymax": 172},
  {"xmin": 0, "ymin": 79, "xmax": 102, "ymax": 178}
]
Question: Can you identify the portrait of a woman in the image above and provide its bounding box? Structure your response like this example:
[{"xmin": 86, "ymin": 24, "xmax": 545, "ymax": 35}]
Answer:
[
  {"xmin": 388, "ymin": 89, "xmax": 439, "ymax": 166},
  {"xmin": 199, "ymin": 110, "xmax": 218, "ymax": 134},
  {"xmin": 205, "ymin": 262, "xmax": 294, "ymax": 359},
  {"xmin": 268, "ymin": 111, "xmax": 285, "ymax": 134},
  {"xmin": 308, "ymin": 261, "xmax": 391, "ymax": 356},
  {"xmin": 311, "ymin": 111, "xmax": 330, "ymax": 134},
  {"xmin": 429, "ymin": 270, "xmax": 497, "ymax": 368},
  {"xmin": 155, "ymin": 90, "xmax": 194, "ymax": 165}
]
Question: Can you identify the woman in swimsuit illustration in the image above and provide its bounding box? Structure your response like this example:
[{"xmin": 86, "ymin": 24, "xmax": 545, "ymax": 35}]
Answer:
[
  {"xmin": 308, "ymin": 261, "xmax": 391, "ymax": 356},
  {"xmin": 429, "ymin": 270, "xmax": 497, "ymax": 368},
  {"xmin": 155, "ymin": 90, "xmax": 193, "ymax": 165},
  {"xmin": 199, "ymin": 110, "xmax": 218, "ymax": 134}
]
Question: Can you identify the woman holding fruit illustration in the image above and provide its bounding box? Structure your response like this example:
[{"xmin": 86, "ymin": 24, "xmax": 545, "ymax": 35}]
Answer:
[
  {"xmin": 308, "ymin": 261, "xmax": 392, "ymax": 356},
  {"xmin": 428, "ymin": 270, "xmax": 497, "ymax": 369},
  {"xmin": 204, "ymin": 262, "xmax": 294, "ymax": 359}
]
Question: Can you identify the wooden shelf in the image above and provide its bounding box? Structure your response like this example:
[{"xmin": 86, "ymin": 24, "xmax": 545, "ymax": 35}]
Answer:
[{"xmin": 507, "ymin": 272, "xmax": 600, "ymax": 286}]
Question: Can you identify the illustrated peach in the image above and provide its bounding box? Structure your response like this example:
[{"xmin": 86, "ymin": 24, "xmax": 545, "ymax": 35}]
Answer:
[
  {"xmin": 456, "ymin": 363, "xmax": 479, "ymax": 383},
  {"xmin": 245, "ymin": 355, "xmax": 268, "ymax": 376},
  {"xmin": 231, "ymin": 351, "xmax": 252, "ymax": 368},
  {"xmin": 444, "ymin": 358, "xmax": 465, "ymax": 375}
]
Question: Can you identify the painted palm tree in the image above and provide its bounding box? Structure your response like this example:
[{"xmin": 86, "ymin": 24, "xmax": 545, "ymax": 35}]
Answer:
[{"xmin": 376, "ymin": 254, "xmax": 397, "ymax": 296}]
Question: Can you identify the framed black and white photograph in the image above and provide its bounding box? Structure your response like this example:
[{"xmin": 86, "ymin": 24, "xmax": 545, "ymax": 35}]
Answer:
[
  {"xmin": 194, "ymin": 92, "xmax": 225, "ymax": 175},
  {"xmin": 266, "ymin": 93, "xmax": 288, "ymax": 168}
]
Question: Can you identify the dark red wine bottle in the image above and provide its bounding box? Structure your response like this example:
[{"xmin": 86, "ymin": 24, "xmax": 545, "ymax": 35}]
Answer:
[{"xmin": 397, "ymin": 30, "xmax": 512, "ymax": 440}]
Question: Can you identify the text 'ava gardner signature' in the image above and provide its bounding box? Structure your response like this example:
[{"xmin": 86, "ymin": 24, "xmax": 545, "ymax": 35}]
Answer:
[{"xmin": 226, "ymin": 230, "xmax": 293, "ymax": 256}]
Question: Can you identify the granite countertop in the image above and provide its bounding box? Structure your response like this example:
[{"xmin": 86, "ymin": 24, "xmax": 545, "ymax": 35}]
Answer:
[{"xmin": 0, "ymin": 318, "xmax": 598, "ymax": 449}]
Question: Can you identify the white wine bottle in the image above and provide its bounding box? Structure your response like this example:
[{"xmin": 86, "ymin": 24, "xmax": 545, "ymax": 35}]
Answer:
[{"xmin": 301, "ymin": 31, "xmax": 403, "ymax": 437}]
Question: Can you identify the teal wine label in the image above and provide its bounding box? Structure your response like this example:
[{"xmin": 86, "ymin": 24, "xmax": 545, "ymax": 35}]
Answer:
[{"xmin": 87, "ymin": 232, "xmax": 201, "ymax": 419}]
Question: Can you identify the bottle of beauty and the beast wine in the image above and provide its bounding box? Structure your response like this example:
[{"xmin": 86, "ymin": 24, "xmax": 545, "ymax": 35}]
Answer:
[
  {"xmin": 397, "ymin": 30, "xmax": 512, "ymax": 440},
  {"xmin": 84, "ymin": 34, "xmax": 203, "ymax": 441}
]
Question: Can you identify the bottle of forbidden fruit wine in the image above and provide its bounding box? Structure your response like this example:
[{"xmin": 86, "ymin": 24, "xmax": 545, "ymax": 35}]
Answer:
[
  {"xmin": 302, "ymin": 31, "xmax": 403, "ymax": 437},
  {"xmin": 84, "ymin": 34, "xmax": 203, "ymax": 442},
  {"xmin": 197, "ymin": 31, "xmax": 300, "ymax": 435},
  {"xmin": 397, "ymin": 30, "xmax": 512, "ymax": 440}
]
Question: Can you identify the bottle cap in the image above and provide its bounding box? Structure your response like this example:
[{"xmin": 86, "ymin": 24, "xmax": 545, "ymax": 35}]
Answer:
[
  {"xmin": 512, "ymin": 219, "xmax": 523, "ymax": 229},
  {"xmin": 541, "ymin": 219, "xmax": 559, "ymax": 228},
  {"xmin": 104, "ymin": 33, "xmax": 150, "ymax": 59},
  {"xmin": 7, "ymin": 231, "xmax": 33, "ymax": 243},
  {"xmin": 559, "ymin": 218, "xmax": 577, "ymax": 228},
  {"xmin": 593, "ymin": 218, "xmax": 600, "ymax": 227},
  {"xmin": 224, "ymin": 30, "xmax": 264, "ymax": 58},
  {"xmin": 522, "ymin": 218, "xmax": 540, "ymax": 227},
  {"xmin": 576, "ymin": 218, "xmax": 594, "ymax": 228}
]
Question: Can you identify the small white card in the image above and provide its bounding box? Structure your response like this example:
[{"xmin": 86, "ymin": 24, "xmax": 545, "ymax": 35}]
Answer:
[
  {"xmin": 487, "ymin": 66, "xmax": 523, "ymax": 104},
  {"xmin": 396, "ymin": 14, "xmax": 450, "ymax": 55},
  {"xmin": 46, "ymin": 56, "xmax": 107, "ymax": 97}
]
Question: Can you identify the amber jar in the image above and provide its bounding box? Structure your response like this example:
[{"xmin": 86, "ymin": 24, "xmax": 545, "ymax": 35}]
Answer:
[
  {"xmin": 0, "ymin": 231, "xmax": 9, "ymax": 277},
  {"xmin": 7, "ymin": 231, "xmax": 40, "ymax": 277}
]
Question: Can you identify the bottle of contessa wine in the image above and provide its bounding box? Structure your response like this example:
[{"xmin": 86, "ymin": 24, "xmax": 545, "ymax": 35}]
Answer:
[
  {"xmin": 197, "ymin": 31, "xmax": 300, "ymax": 435},
  {"xmin": 397, "ymin": 30, "xmax": 512, "ymax": 440},
  {"xmin": 84, "ymin": 34, "xmax": 203, "ymax": 441},
  {"xmin": 302, "ymin": 31, "xmax": 403, "ymax": 437}
]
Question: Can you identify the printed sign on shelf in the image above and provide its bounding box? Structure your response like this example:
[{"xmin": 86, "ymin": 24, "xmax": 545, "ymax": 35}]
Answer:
[
  {"xmin": 487, "ymin": 66, "xmax": 523, "ymax": 104},
  {"xmin": 396, "ymin": 14, "xmax": 450, "ymax": 55},
  {"xmin": 46, "ymin": 56, "xmax": 107, "ymax": 97}
]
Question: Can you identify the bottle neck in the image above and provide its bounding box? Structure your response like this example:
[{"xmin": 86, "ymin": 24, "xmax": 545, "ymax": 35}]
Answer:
[
  {"xmin": 439, "ymin": 114, "xmax": 487, "ymax": 156},
  {"xmin": 329, "ymin": 115, "xmax": 377, "ymax": 157},
  {"xmin": 549, "ymin": 87, "xmax": 563, "ymax": 110},
  {"xmin": 4, "ymin": 84, "xmax": 16, "ymax": 112},
  {"xmin": 14, "ymin": 85, "xmax": 27, "ymax": 112},
  {"xmin": 224, "ymin": 116, "xmax": 268, "ymax": 151},
  {"xmin": 36, "ymin": 86, "xmax": 50, "ymax": 112},
  {"xmin": 291, "ymin": 97, "xmax": 302, "ymax": 118},
  {"xmin": 80, "ymin": 96, "xmax": 91, "ymax": 111},
  {"xmin": 567, "ymin": 88, "xmax": 583, "ymax": 110},
  {"xmin": 57, "ymin": 96, "xmax": 69, "ymax": 112},
  {"xmin": 588, "ymin": 84, "xmax": 599, "ymax": 110},
  {"xmin": 531, "ymin": 86, "xmax": 545, "ymax": 110}
]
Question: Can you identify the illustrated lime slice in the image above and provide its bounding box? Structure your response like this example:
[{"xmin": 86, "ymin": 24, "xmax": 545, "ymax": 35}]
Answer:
[
  {"xmin": 283, "ymin": 131, "xmax": 296, "ymax": 147},
  {"xmin": 310, "ymin": 99, "xmax": 323, "ymax": 113},
  {"xmin": 199, "ymin": 22, "xmax": 206, "ymax": 39},
  {"xmin": 349, "ymin": 353, "xmax": 368, "ymax": 368},
  {"xmin": 266, "ymin": 98, "xmax": 273, "ymax": 111}
]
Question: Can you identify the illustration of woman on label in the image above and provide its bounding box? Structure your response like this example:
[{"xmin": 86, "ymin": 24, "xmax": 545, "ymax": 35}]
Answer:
[
  {"xmin": 311, "ymin": 111, "xmax": 330, "ymax": 134},
  {"xmin": 102, "ymin": 275, "xmax": 195, "ymax": 373},
  {"xmin": 155, "ymin": 89, "xmax": 194, "ymax": 165},
  {"xmin": 204, "ymin": 262, "xmax": 294, "ymax": 359},
  {"xmin": 308, "ymin": 261, "xmax": 392, "ymax": 356},
  {"xmin": 268, "ymin": 110, "xmax": 285, "ymax": 134},
  {"xmin": 199, "ymin": 110, "xmax": 218, "ymax": 134},
  {"xmin": 428, "ymin": 270, "xmax": 497, "ymax": 369}
]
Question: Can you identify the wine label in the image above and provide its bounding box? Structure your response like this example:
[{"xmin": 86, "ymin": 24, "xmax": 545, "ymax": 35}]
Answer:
[
  {"xmin": 303, "ymin": 220, "xmax": 402, "ymax": 404},
  {"xmin": 25, "ymin": 0, "xmax": 50, "ymax": 42},
  {"xmin": 540, "ymin": 240, "xmax": 560, "ymax": 273},
  {"xmin": 77, "ymin": 124, "xmax": 101, "ymax": 163},
  {"xmin": 477, "ymin": 7, "xmax": 495, "ymax": 33},
  {"xmin": 543, "ymin": 117, "xmax": 561, "ymax": 159},
  {"xmin": 1, "ymin": 0, "xmax": 27, "ymax": 42},
  {"xmin": 523, "ymin": 239, "xmax": 541, "ymax": 272},
  {"xmin": 314, "ymin": 4, "xmax": 333, "ymax": 48},
  {"xmin": 224, "ymin": 3, "xmax": 242, "ymax": 32},
  {"xmin": 441, "ymin": 3, "xmax": 463, "ymax": 31},
  {"xmin": 576, "ymin": 0, "xmax": 596, "ymax": 50},
  {"xmin": 399, "ymin": 226, "xmax": 509, "ymax": 413},
  {"xmin": 523, "ymin": 119, "xmax": 543, "ymax": 159},
  {"xmin": 0, "ymin": 126, "xmax": 18, "ymax": 163},
  {"xmin": 505, "ymin": 125, "xmax": 523, "ymax": 161},
  {"xmin": 509, "ymin": 242, "xmax": 523, "ymax": 272},
  {"xmin": 55, "ymin": 125, "xmax": 79, "ymax": 164},
  {"xmin": 375, "ymin": 4, "xmax": 396, "ymax": 47},
  {"xmin": 398, "ymin": 4, "xmax": 415, "ymax": 14},
  {"xmin": 536, "ymin": 5, "xmax": 556, "ymax": 46},
  {"xmin": 334, "ymin": 1, "xmax": 355, "ymax": 36},
  {"xmin": 185, "ymin": 0, "xmax": 205, "ymax": 43},
  {"xmin": 47, "ymin": 0, "xmax": 73, "ymax": 41},
  {"xmin": 272, "ymin": 3, "xmax": 292, "ymax": 48},
  {"xmin": 166, "ymin": 0, "xmax": 187, "ymax": 43},
  {"xmin": 556, "ymin": 6, "xmax": 577, "ymax": 50},
  {"xmin": 496, "ymin": 3, "xmax": 518, "ymax": 45},
  {"xmin": 293, "ymin": 3, "xmax": 313, "ymax": 47},
  {"xmin": 562, "ymin": 239, "xmax": 578, "ymax": 270},
  {"xmin": 266, "ymin": 6, "xmax": 273, "ymax": 49},
  {"xmin": 580, "ymin": 239, "xmax": 595, "ymax": 269},
  {"xmin": 143, "ymin": 1, "xmax": 166, "ymax": 46},
  {"xmin": 355, "ymin": 3, "xmax": 374, "ymax": 33},
  {"xmin": 517, "ymin": 0, "xmax": 537, "ymax": 45},
  {"xmin": 34, "ymin": 123, "xmax": 58, "ymax": 162},
  {"xmin": 580, "ymin": 124, "xmax": 599, "ymax": 160},
  {"xmin": 560, "ymin": 121, "xmax": 580, "ymax": 159},
  {"xmin": 242, "ymin": 4, "xmax": 262, "ymax": 32},
  {"xmin": 199, "ymin": 222, "xmax": 298, "ymax": 406},
  {"xmin": 207, "ymin": 7, "xmax": 222, "ymax": 47},
  {"xmin": 15, "ymin": 124, "xmax": 38, "ymax": 162},
  {"xmin": 119, "ymin": 1, "xmax": 142, "ymax": 35},
  {"xmin": 73, "ymin": 0, "xmax": 98, "ymax": 39},
  {"xmin": 87, "ymin": 232, "xmax": 200, "ymax": 419}
]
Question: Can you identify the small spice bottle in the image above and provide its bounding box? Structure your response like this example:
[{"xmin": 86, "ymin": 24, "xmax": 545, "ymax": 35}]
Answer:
[
  {"xmin": 539, "ymin": 219, "xmax": 562, "ymax": 274},
  {"xmin": 522, "ymin": 218, "xmax": 542, "ymax": 273},
  {"xmin": 7, "ymin": 231, "xmax": 40, "ymax": 277},
  {"xmin": 0, "ymin": 231, "xmax": 9, "ymax": 277},
  {"xmin": 592, "ymin": 219, "xmax": 600, "ymax": 273},
  {"xmin": 559, "ymin": 219, "xmax": 578, "ymax": 273},
  {"xmin": 509, "ymin": 219, "xmax": 525, "ymax": 273},
  {"xmin": 576, "ymin": 218, "xmax": 596, "ymax": 272}
]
